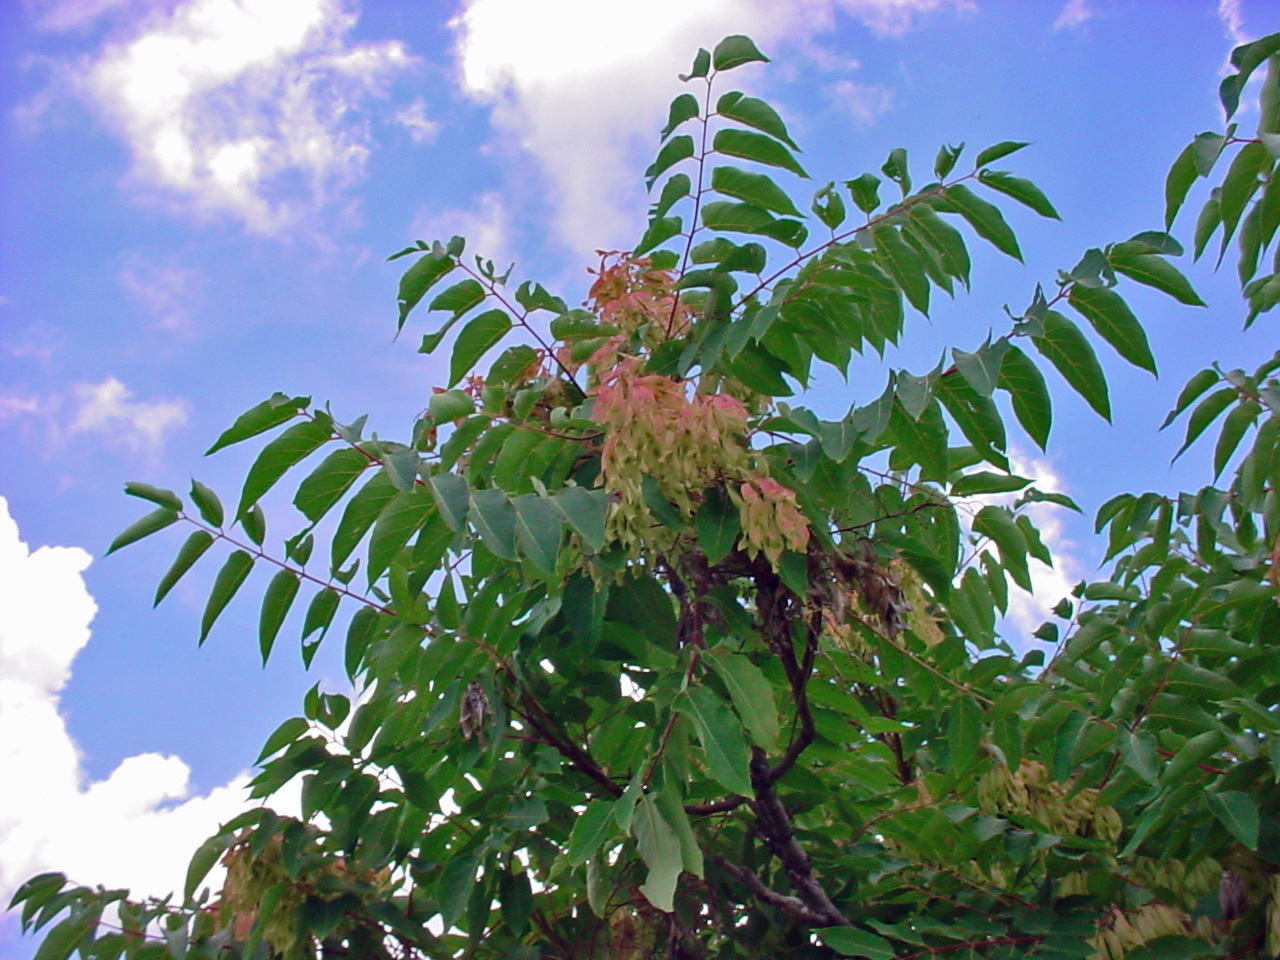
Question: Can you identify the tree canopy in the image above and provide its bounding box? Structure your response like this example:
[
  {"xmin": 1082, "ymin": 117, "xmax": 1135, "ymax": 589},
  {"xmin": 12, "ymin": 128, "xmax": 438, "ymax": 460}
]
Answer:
[{"xmin": 14, "ymin": 30, "xmax": 1280, "ymax": 960}]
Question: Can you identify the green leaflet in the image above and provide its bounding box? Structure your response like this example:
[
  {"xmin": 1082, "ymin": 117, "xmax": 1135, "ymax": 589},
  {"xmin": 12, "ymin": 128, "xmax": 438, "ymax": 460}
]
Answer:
[
  {"xmin": 1107, "ymin": 252, "xmax": 1205, "ymax": 307},
  {"xmin": 973, "ymin": 505, "xmax": 1031, "ymax": 592},
  {"xmin": 705, "ymin": 648, "xmax": 779, "ymax": 750},
  {"xmin": 396, "ymin": 251, "xmax": 454, "ymax": 330},
  {"xmin": 1161, "ymin": 371, "xmax": 1218, "ymax": 428},
  {"xmin": 977, "ymin": 170, "xmax": 1060, "ymax": 219},
  {"xmin": 237, "ymin": 415, "xmax": 333, "ymax": 518},
  {"xmin": 1067, "ymin": 284, "xmax": 1158, "ymax": 374},
  {"xmin": 973, "ymin": 140, "xmax": 1029, "ymax": 168},
  {"xmin": 154, "ymin": 530, "xmax": 214, "ymax": 606},
  {"xmin": 428, "ymin": 277, "xmax": 485, "ymax": 317},
  {"xmin": 331, "ymin": 470, "xmax": 399, "ymax": 569},
  {"xmin": 1218, "ymin": 141, "xmax": 1270, "ymax": 252},
  {"xmin": 498, "ymin": 870, "xmax": 533, "ymax": 935},
  {"xmin": 1194, "ymin": 189, "xmax": 1222, "ymax": 259},
  {"xmin": 106, "ymin": 507, "xmax": 179, "ymax": 556},
  {"xmin": 711, "ymin": 35, "xmax": 769, "ymax": 72},
  {"xmin": 943, "ymin": 182, "xmax": 1023, "ymax": 261},
  {"xmin": 1173, "ymin": 387, "xmax": 1238, "ymax": 462},
  {"xmin": 907, "ymin": 205, "xmax": 971, "ymax": 286},
  {"xmin": 661, "ymin": 94, "xmax": 698, "ymax": 138},
  {"xmin": 189, "ymin": 479, "xmax": 224, "ymax": 527},
  {"xmin": 551, "ymin": 486, "xmax": 608, "ymax": 553},
  {"xmin": 1213, "ymin": 399, "xmax": 1260, "ymax": 479},
  {"xmin": 872, "ymin": 225, "xmax": 930, "ymax": 315},
  {"xmin": 995, "ymin": 345, "xmax": 1051, "ymax": 450},
  {"xmin": 30, "ymin": 912, "xmax": 95, "ymax": 960},
  {"xmin": 1116, "ymin": 726, "xmax": 1159, "ymax": 784},
  {"xmin": 205, "ymin": 393, "xmax": 309, "ymax": 456},
  {"xmin": 712, "ymin": 128, "xmax": 808, "ymax": 178},
  {"xmin": 695, "ymin": 486, "xmax": 741, "ymax": 564},
  {"xmin": 635, "ymin": 216, "xmax": 682, "ymax": 256},
  {"xmin": 1205, "ymin": 789, "xmax": 1260, "ymax": 849},
  {"xmin": 709, "ymin": 165, "xmax": 802, "ymax": 216},
  {"xmin": 715, "ymin": 91, "xmax": 796, "ymax": 148},
  {"xmin": 125, "ymin": 481, "xmax": 182, "ymax": 512},
  {"xmin": 200, "ymin": 550, "xmax": 255, "ymax": 644},
  {"xmin": 1032, "ymin": 310, "xmax": 1111, "ymax": 421},
  {"xmin": 301, "ymin": 587, "xmax": 341, "ymax": 646},
  {"xmin": 678, "ymin": 685, "xmax": 753, "ymax": 796},
  {"xmin": 1165, "ymin": 143, "xmax": 1199, "ymax": 229},
  {"xmin": 512, "ymin": 494, "xmax": 563, "ymax": 573},
  {"xmin": 566, "ymin": 800, "xmax": 616, "ymax": 867},
  {"xmin": 427, "ymin": 472, "xmax": 470, "ymax": 533},
  {"xmin": 449, "ymin": 309, "xmax": 511, "ymax": 387},
  {"xmin": 259, "ymin": 569, "xmax": 301, "ymax": 665},
  {"xmin": 701, "ymin": 200, "xmax": 777, "ymax": 234},
  {"xmin": 436, "ymin": 854, "xmax": 478, "ymax": 932},
  {"xmin": 632, "ymin": 795, "xmax": 682, "ymax": 913},
  {"xmin": 183, "ymin": 836, "xmax": 228, "ymax": 903},
  {"xmin": 948, "ymin": 696, "xmax": 983, "ymax": 773},
  {"xmin": 469, "ymin": 488, "xmax": 518, "ymax": 560},
  {"xmin": 367, "ymin": 486, "xmax": 436, "ymax": 585},
  {"xmin": 950, "ymin": 472, "xmax": 1030, "ymax": 497},
  {"xmin": 645, "ymin": 134, "xmax": 694, "ymax": 188},
  {"xmin": 953, "ymin": 338, "xmax": 1010, "ymax": 398},
  {"xmin": 293, "ymin": 447, "xmax": 371, "ymax": 522},
  {"xmin": 815, "ymin": 927, "xmax": 895, "ymax": 959},
  {"xmin": 888, "ymin": 398, "xmax": 948, "ymax": 482}
]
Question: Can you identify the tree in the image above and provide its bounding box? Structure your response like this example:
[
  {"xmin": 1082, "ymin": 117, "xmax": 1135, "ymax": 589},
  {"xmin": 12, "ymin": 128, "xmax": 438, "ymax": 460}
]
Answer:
[{"xmin": 13, "ymin": 31, "xmax": 1280, "ymax": 960}]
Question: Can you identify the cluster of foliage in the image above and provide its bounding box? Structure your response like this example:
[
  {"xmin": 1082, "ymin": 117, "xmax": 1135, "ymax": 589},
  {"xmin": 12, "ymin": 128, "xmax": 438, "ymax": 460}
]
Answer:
[{"xmin": 16, "ymin": 32, "xmax": 1280, "ymax": 960}]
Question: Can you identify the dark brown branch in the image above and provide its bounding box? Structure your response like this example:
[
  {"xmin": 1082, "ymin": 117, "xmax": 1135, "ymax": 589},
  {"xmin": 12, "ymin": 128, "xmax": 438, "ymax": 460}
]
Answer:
[
  {"xmin": 685, "ymin": 795, "xmax": 747, "ymax": 816},
  {"xmin": 750, "ymin": 558, "xmax": 817, "ymax": 785},
  {"xmin": 515, "ymin": 689, "xmax": 623, "ymax": 798},
  {"xmin": 748, "ymin": 749, "xmax": 850, "ymax": 928},
  {"xmin": 712, "ymin": 856, "xmax": 833, "ymax": 928}
]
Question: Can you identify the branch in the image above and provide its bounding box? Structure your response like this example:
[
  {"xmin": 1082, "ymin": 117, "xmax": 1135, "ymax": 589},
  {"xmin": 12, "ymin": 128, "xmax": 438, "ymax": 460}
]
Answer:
[
  {"xmin": 712, "ymin": 856, "xmax": 834, "ymax": 928},
  {"xmin": 514, "ymin": 688, "xmax": 623, "ymax": 798},
  {"xmin": 748, "ymin": 749, "xmax": 850, "ymax": 928}
]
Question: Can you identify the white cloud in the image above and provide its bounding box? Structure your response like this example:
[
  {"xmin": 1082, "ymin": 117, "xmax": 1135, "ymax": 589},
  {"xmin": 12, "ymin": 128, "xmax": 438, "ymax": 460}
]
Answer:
[
  {"xmin": 1219, "ymin": 0, "xmax": 1248, "ymax": 45},
  {"xmin": 118, "ymin": 252, "xmax": 204, "ymax": 331},
  {"xmin": 394, "ymin": 97, "xmax": 441, "ymax": 144},
  {"xmin": 69, "ymin": 377, "xmax": 189, "ymax": 452},
  {"xmin": 1001, "ymin": 453, "xmax": 1081, "ymax": 639},
  {"xmin": 953, "ymin": 450, "xmax": 1083, "ymax": 644},
  {"xmin": 0, "ymin": 497, "xmax": 278, "ymax": 905},
  {"xmin": 411, "ymin": 191, "xmax": 515, "ymax": 274},
  {"xmin": 29, "ymin": 0, "xmax": 140, "ymax": 32},
  {"xmin": 1, "ymin": 378, "xmax": 188, "ymax": 459},
  {"xmin": 835, "ymin": 0, "xmax": 975, "ymax": 38},
  {"xmin": 1053, "ymin": 0, "xmax": 1093, "ymax": 31},
  {"xmin": 826, "ymin": 78, "xmax": 894, "ymax": 125},
  {"xmin": 450, "ymin": 0, "xmax": 970, "ymax": 254},
  {"xmin": 0, "ymin": 394, "xmax": 41, "ymax": 419},
  {"xmin": 71, "ymin": 0, "xmax": 411, "ymax": 232}
]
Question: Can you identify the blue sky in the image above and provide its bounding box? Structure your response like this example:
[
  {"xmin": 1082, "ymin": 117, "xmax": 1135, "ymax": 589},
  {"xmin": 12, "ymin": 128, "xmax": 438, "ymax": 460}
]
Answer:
[{"xmin": 2, "ymin": 0, "xmax": 1280, "ymax": 952}]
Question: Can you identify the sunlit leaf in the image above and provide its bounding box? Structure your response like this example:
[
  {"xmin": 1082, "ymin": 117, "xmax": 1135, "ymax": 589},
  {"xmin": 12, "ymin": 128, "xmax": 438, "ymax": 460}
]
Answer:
[
  {"xmin": 200, "ymin": 550, "xmax": 255, "ymax": 644},
  {"xmin": 154, "ymin": 530, "xmax": 215, "ymax": 606}
]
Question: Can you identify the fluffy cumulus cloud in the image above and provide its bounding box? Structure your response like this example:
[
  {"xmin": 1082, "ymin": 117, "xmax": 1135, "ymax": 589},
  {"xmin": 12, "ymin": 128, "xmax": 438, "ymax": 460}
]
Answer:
[
  {"xmin": 60, "ymin": 0, "xmax": 412, "ymax": 232},
  {"xmin": 0, "ymin": 377, "xmax": 188, "ymax": 458},
  {"xmin": 0, "ymin": 497, "xmax": 268, "ymax": 908},
  {"xmin": 450, "ymin": 0, "xmax": 971, "ymax": 254},
  {"xmin": 825, "ymin": 77, "xmax": 894, "ymax": 125},
  {"xmin": 69, "ymin": 377, "xmax": 189, "ymax": 452},
  {"xmin": 410, "ymin": 190, "xmax": 513, "ymax": 273},
  {"xmin": 968, "ymin": 451, "xmax": 1083, "ymax": 642}
]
